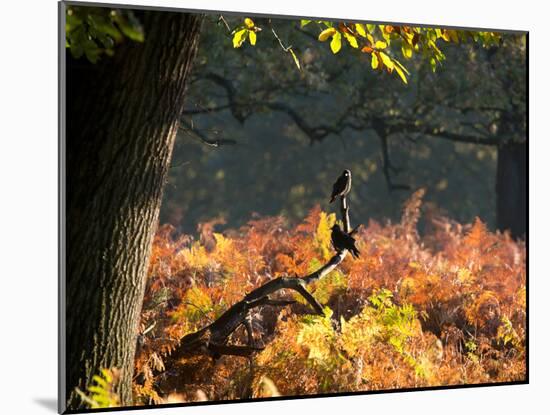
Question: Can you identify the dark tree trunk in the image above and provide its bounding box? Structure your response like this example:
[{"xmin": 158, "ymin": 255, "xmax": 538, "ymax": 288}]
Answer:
[
  {"xmin": 496, "ymin": 140, "xmax": 527, "ymax": 239},
  {"xmin": 63, "ymin": 10, "xmax": 202, "ymax": 411}
]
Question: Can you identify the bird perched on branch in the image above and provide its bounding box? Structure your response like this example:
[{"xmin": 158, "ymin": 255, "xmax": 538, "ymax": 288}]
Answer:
[
  {"xmin": 329, "ymin": 169, "xmax": 352, "ymax": 203},
  {"xmin": 331, "ymin": 224, "xmax": 360, "ymax": 258}
]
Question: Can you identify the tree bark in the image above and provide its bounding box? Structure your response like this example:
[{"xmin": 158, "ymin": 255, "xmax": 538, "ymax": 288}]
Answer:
[
  {"xmin": 64, "ymin": 10, "xmax": 202, "ymax": 411},
  {"xmin": 496, "ymin": 140, "xmax": 527, "ymax": 239}
]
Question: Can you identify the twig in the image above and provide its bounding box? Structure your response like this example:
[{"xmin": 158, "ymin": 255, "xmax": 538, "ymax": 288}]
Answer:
[
  {"xmin": 142, "ymin": 321, "xmax": 157, "ymax": 336},
  {"xmin": 169, "ymin": 160, "xmax": 190, "ymax": 170},
  {"xmin": 179, "ymin": 118, "xmax": 237, "ymax": 147},
  {"xmin": 270, "ymin": 22, "xmax": 292, "ymax": 52},
  {"xmin": 218, "ymin": 15, "xmax": 231, "ymax": 33}
]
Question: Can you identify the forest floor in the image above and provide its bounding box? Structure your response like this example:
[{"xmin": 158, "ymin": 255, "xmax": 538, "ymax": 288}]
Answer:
[{"xmin": 132, "ymin": 193, "xmax": 526, "ymax": 404}]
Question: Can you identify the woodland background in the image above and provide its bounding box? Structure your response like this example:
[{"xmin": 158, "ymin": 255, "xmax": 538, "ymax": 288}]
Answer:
[{"xmin": 162, "ymin": 15, "xmax": 525, "ymax": 238}]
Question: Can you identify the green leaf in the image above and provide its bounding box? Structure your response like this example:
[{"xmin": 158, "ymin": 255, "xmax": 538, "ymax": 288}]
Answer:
[
  {"xmin": 430, "ymin": 57, "xmax": 437, "ymax": 72},
  {"xmin": 232, "ymin": 28, "xmax": 248, "ymax": 48},
  {"xmin": 66, "ymin": 11, "xmax": 83, "ymax": 31},
  {"xmin": 330, "ymin": 31, "xmax": 342, "ymax": 54},
  {"xmin": 112, "ymin": 12, "xmax": 144, "ymax": 42},
  {"xmin": 343, "ymin": 32, "xmax": 358, "ymax": 48},
  {"xmin": 87, "ymin": 14, "xmax": 122, "ymax": 43},
  {"xmin": 301, "ymin": 19, "xmax": 312, "ymax": 27},
  {"xmin": 248, "ymin": 30, "xmax": 257, "ymax": 45},
  {"xmin": 366, "ymin": 24, "xmax": 376, "ymax": 33}
]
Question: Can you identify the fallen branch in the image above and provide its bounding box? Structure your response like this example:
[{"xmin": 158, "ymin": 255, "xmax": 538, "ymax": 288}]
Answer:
[{"xmin": 168, "ymin": 177, "xmax": 356, "ymax": 362}]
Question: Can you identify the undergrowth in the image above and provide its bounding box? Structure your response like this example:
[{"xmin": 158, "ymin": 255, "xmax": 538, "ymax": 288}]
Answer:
[{"xmin": 126, "ymin": 191, "xmax": 526, "ymax": 405}]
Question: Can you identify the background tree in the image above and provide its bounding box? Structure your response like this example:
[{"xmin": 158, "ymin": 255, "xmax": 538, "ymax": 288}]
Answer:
[{"xmin": 169, "ymin": 17, "xmax": 525, "ymax": 237}]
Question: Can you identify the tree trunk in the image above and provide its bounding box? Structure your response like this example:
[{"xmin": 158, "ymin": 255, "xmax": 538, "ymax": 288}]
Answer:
[
  {"xmin": 496, "ymin": 140, "xmax": 527, "ymax": 239},
  {"xmin": 63, "ymin": 9, "xmax": 202, "ymax": 411}
]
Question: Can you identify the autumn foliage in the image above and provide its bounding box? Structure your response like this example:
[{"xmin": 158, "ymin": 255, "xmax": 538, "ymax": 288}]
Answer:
[{"xmin": 130, "ymin": 191, "xmax": 526, "ymax": 405}]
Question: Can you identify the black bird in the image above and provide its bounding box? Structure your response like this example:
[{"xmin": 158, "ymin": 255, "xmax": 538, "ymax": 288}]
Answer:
[
  {"xmin": 329, "ymin": 169, "xmax": 352, "ymax": 203},
  {"xmin": 331, "ymin": 224, "xmax": 360, "ymax": 258}
]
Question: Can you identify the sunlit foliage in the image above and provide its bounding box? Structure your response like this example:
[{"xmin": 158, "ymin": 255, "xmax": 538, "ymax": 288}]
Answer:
[
  {"xmin": 230, "ymin": 17, "xmax": 501, "ymax": 83},
  {"xmin": 131, "ymin": 192, "xmax": 525, "ymax": 404},
  {"xmin": 76, "ymin": 368, "xmax": 121, "ymax": 408},
  {"xmin": 65, "ymin": 6, "xmax": 144, "ymax": 62}
]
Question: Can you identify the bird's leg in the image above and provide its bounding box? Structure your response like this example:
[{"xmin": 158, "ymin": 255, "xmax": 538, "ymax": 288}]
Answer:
[{"xmin": 341, "ymin": 195, "xmax": 351, "ymax": 233}]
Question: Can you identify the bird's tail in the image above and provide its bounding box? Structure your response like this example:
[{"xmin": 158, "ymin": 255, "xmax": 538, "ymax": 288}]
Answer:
[{"xmin": 351, "ymin": 247, "xmax": 360, "ymax": 258}]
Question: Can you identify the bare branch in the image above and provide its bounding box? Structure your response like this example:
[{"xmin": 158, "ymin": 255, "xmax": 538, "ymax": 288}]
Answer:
[
  {"xmin": 179, "ymin": 118, "xmax": 237, "ymax": 147},
  {"xmin": 218, "ymin": 15, "xmax": 232, "ymax": 33}
]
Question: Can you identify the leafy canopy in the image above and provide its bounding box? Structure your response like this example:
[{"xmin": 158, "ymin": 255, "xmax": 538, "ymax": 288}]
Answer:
[
  {"xmin": 230, "ymin": 18, "xmax": 501, "ymax": 83},
  {"xmin": 65, "ymin": 6, "xmax": 144, "ymax": 63},
  {"xmin": 65, "ymin": 6, "xmax": 501, "ymax": 85}
]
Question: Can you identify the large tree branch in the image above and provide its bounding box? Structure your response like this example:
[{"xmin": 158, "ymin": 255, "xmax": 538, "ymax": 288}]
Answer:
[{"xmin": 180, "ymin": 72, "xmax": 502, "ymax": 198}]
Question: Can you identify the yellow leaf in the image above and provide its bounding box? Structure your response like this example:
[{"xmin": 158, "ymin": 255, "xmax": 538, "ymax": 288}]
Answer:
[
  {"xmin": 318, "ymin": 27, "xmax": 336, "ymax": 42},
  {"xmin": 394, "ymin": 58, "xmax": 410, "ymax": 75},
  {"xmin": 371, "ymin": 53, "xmax": 379, "ymax": 69},
  {"xmin": 244, "ymin": 18, "xmax": 255, "ymax": 29},
  {"xmin": 330, "ymin": 32, "xmax": 342, "ymax": 53},
  {"xmin": 249, "ymin": 30, "xmax": 257, "ymax": 45},
  {"xmin": 289, "ymin": 48, "xmax": 301, "ymax": 70},
  {"xmin": 379, "ymin": 51, "xmax": 394, "ymax": 70},
  {"xmin": 232, "ymin": 29, "xmax": 248, "ymax": 48},
  {"xmin": 315, "ymin": 210, "xmax": 336, "ymax": 260},
  {"xmin": 343, "ymin": 32, "xmax": 359, "ymax": 48},
  {"xmin": 375, "ymin": 40, "xmax": 387, "ymax": 49},
  {"xmin": 449, "ymin": 30, "xmax": 459, "ymax": 43},
  {"xmin": 355, "ymin": 23, "xmax": 367, "ymax": 37},
  {"xmin": 402, "ymin": 43, "xmax": 413, "ymax": 58},
  {"xmin": 394, "ymin": 65, "xmax": 408, "ymax": 84}
]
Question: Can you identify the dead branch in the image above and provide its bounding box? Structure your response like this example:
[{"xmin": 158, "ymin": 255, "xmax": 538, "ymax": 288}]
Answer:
[{"xmin": 168, "ymin": 175, "xmax": 356, "ymax": 362}]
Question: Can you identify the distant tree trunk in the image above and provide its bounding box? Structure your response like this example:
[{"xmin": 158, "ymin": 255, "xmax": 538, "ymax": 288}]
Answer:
[
  {"xmin": 496, "ymin": 140, "xmax": 527, "ymax": 239},
  {"xmin": 64, "ymin": 10, "xmax": 202, "ymax": 411}
]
